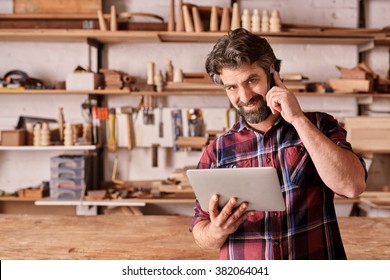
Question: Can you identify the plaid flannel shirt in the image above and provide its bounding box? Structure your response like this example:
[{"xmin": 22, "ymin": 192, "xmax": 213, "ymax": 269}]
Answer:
[{"xmin": 189, "ymin": 112, "xmax": 366, "ymax": 260}]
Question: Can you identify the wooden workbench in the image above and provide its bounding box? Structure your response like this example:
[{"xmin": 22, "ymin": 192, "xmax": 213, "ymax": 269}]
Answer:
[{"xmin": 0, "ymin": 214, "xmax": 389, "ymax": 260}]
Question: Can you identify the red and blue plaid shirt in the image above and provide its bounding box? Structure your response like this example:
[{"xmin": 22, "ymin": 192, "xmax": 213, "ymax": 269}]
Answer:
[{"xmin": 190, "ymin": 112, "xmax": 366, "ymax": 260}]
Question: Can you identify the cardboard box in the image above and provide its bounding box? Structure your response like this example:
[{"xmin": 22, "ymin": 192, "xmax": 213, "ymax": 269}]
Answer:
[
  {"xmin": 66, "ymin": 72, "xmax": 102, "ymax": 90},
  {"xmin": 1, "ymin": 130, "xmax": 26, "ymax": 146}
]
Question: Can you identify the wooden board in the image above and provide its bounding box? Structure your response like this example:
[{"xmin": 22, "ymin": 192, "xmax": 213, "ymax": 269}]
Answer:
[
  {"xmin": 165, "ymin": 81, "xmax": 222, "ymax": 91},
  {"xmin": 14, "ymin": 0, "xmax": 102, "ymax": 14},
  {"xmin": 0, "ymin": 214, "xmax": 217, "ymax": 260},
  {"xmin": 0, "ymin": 214, "xmax": 389, "ymax": 260},
  {"xmin": 336, "ymin": 65, "xmax": 367, "ymax": 80},
  {"xmin": 345, "ymin": 116, "xmax": 390, "ymax": 153},
  {"xmin": 0, "ymin": 19, "xmax": 100, "ymax": 29},
  {"xmin": 329, "ymin": 78, "xmax": 372, "ymax": 92}
]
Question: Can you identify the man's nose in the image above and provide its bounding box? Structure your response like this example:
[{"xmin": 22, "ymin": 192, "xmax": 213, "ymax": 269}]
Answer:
[{"xmin": 237, "ymin": 86, "xmax": 253, "ymax": 104}]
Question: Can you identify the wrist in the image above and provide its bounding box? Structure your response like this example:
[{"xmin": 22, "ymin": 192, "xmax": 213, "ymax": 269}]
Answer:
[{"xmin": 291, "ymin": 113, "xmax": 308, "ymax": 129}]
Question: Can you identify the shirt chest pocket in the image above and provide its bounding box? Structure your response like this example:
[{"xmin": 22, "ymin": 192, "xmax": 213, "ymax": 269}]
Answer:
[
  {"xmin": 218, "ymin": 157, "xmax": 258, "ymax": 168},
  {"xmin": 281, "ymin": 143, "xmax": 310, "ymax": 187}
]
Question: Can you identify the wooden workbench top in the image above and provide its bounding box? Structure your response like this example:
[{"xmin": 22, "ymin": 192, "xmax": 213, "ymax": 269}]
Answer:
[{"xmin": 0, "ymin": 214, "xmax": 389, "ymax": 260}]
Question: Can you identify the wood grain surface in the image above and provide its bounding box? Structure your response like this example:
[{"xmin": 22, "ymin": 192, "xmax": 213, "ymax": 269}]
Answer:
[{"xmin": 0, "ymin": 215, "xmax": 389, "ymax": 260}]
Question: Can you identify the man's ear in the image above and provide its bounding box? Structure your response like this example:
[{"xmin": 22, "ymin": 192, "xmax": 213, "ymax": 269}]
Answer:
[{"xmin": 270, "ymin": 64, "xmax": 276, "ymax": 74}]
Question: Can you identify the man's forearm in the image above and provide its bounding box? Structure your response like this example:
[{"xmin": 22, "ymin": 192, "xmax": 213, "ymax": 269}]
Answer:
[{"xmin": 292, "ymin": 115, "xmax": 366, "ymax": 197}]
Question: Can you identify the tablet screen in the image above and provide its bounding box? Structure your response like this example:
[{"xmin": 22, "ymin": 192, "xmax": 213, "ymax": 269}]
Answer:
[{"xmin": 187, "ymin": 167, "xmax": 285, "ymax": 211}]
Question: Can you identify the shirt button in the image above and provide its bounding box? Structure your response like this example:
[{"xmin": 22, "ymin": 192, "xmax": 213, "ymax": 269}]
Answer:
[
  {"xmin": 274, "ymin": 241, "xmax": 279, "ymax": 246},
  {"xmin": 300, "ymin": 146, "xmax": 305, "ymax": 152},
  {"xmin": 266, "ymin": 157, "xmax": 271, "ymax": 163},
  {"xmin": 273, "ymin": 212, "xmax": 278, "ymax": 217}
]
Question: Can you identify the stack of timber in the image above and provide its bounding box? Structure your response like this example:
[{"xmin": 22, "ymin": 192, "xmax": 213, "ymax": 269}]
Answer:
[
  {"xmin": 344, "ymin": 116, "xmax": 390, "ymax": 153},
  {"xmin": 0, "ymin": 0, "xmax": 102, "ymax": 29},
  {"xmin": 99, "ymin": 69, "xmax": 137, "ymax": 91},
  {"xmin": 165, "ymin": 72, "xmax": 221, "ymax": 91},
  {"xmin": 329, "ymin": 63, "xmax": 375, "ymax": 93},
  {"xmin": 280, "ymin": 73, "xmax": 308, "ymax": 92}
]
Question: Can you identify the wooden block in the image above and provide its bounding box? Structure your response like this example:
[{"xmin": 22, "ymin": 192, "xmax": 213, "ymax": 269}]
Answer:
[
  {"xmin": 118, "ymin": 22, "xmax": 168, "ymax": 31},
  {"xmin": 345, "ymin": 117, "xmax": 390, "ymax": 153},
  {"xmin": 284, "ymin": 82, "xmax": 306, "ymax": 91},
  {"xmin": 1, "ymin": 130, "xmax": 26, "ymax": 146},
  {"xmin": 329, "ymin": 78, "xmax": 372, "ymax": 92},
  {"xmin": 182, "ymin": 72, "xmax": 210, "ymax": 82},
  {"xmin": 280, "ymin": 73, "xmax": 306, "ymax": 81},
  {"xmin": 357, "ymin": 62, "xmax": 377, "ymax": 78},
  {"xmin": 0, "ymin": 18, "xmax": 100, "ymax": 29},
  {"xmin": 336, "ymin": 66, "xmax": 367, "ymax": 80},
  {"xmin": 14, "ymin": 0, "xmax": 102, "ymax": 14},
  {"xmin": 165, "ymin": 81, "xmax": 221, "ymax": 91},
  {"xmin": 176, "ymin": 136, "xmax": 208, "ymax": 149}
]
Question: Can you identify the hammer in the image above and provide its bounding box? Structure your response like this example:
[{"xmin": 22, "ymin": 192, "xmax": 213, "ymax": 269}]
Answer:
[{"xmin": 116, "ymin": 106, "xmax": 135, "ymax": 150}]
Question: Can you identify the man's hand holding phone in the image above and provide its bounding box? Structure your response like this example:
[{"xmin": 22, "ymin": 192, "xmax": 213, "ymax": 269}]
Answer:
[{"xmin": 266, "ymin": 71, "xmax": 305, "ymax": 124}]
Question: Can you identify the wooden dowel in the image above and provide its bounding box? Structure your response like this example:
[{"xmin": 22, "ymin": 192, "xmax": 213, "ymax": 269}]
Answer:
[
  {"xmin": 209, "ymin": 6, "xmax": 219, "ymax": 32},
  {"xmin": 182, "ymin": 5, "xmax": 194, "ymax": 32},
  {"xmin": 192, "ymin": 6, "xmax": 203, "ymax": 32},
  {"xmin": 220, "ymin": 7, "xmax": 231, "ymax": 32},
  {"xmin": 110, "ymin": 5, "xmax": 117, "ymax": 31},
  {"xmin": 168, "ymin": 0, "xmax": 175, "ymax": 31},
  {"xmin": 97, "ymin": 10, "xmax": 107, "ymax": 31},
  {"xmin": 176, "ymin": 0, "xmax": 184, "ymax": 32}
]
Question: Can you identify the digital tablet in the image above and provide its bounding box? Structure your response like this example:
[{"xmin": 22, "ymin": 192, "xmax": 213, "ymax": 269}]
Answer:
[{"xmin": 186, "ymin": 167, "xmax": 285, "ymax": 211}]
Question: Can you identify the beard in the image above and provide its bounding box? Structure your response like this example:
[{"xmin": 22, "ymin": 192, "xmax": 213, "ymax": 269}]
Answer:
[{"xmin": 237, "ymin": 94, "xmax": 272, "ymax": 124}]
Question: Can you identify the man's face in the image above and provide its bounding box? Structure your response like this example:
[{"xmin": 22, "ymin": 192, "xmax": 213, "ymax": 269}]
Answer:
[{"xmin": 220, "ymin": 63, "xmax": 271, "ymax": 124}]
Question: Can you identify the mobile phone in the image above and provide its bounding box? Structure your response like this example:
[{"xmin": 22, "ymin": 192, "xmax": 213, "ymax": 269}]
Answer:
[
  {"xmin": 269, "ymin": 73, "xmax": 276, "ymax": 89},
  {"xmin": 269, "ymin": 68, "xmax": 276, "ymax": 89}
]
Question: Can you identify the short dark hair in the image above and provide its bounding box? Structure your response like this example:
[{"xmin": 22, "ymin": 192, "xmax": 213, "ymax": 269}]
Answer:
[{"xmin": 205, "ymin": 28, "xmax": 281, "ymax": 85}]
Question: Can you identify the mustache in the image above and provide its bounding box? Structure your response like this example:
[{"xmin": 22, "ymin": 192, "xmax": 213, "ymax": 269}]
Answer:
[{"xmin": 237, "ymin": 95, "xmax": 264, "ymax": 107}]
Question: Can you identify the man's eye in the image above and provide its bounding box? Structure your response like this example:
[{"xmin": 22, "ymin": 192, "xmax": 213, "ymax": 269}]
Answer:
[{"xmin": 248, "ymin": 79, "xmax": 257, "ymax": 84}]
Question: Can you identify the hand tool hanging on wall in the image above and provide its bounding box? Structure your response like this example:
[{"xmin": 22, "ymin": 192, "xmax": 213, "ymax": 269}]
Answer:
[
  {"xmin": 151, "ymin": 144, "xmax": 159, "ymax": 167},
  {"xmin": 158, "ymin": 103, "xmax": 164, "ymax": 138},
  {"xmin": 117, "ymin": 106, "xmax": 135, "ymax": 150},
  {"xmin": 108, "ymin": 108, "xmax": 118, "ymax": 152},
  {"xmin": 142, "ymin": 95, "xmax": 155, "ymax": 125},
  {"xmin": 171, "ymin": 109, "xmax": 183, "ymax": 151}
]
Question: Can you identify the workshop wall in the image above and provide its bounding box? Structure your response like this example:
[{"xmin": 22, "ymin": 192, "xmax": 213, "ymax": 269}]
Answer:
[{"xmin": 0, "ymin": 0, "xmax": 389, "ymax": 193}]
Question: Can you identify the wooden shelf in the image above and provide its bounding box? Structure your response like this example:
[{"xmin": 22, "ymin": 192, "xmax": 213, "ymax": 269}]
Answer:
[
  {"xmin": 0, "ymin": 29, "xmax": 388, "ymax": 46},
  {"xmin": 35, "ymin": 198, "xmax": 146, "ymax": 207},
  {"xmin": 0, "ymin": 145, "xmax": 96, "ymax": 151},
  {"xmin": 0, "ymin": 89, "xmax": 132, "ymax": 95},
  {"xmin": 2, "ymin": 88, "xmax": 390, "ymax": 97},
  {"xmin": 35, "ymin": 198, "xmax": 194, "ymax": 206},
  {"xmin": 0, "ymin": 196, "xmax": 37, "ymax": 202}
]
